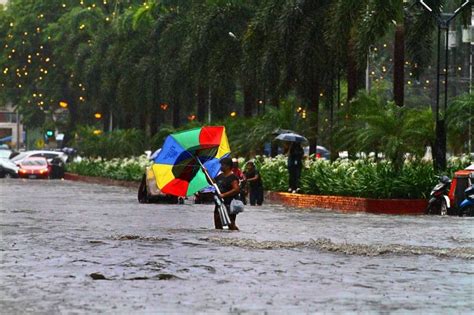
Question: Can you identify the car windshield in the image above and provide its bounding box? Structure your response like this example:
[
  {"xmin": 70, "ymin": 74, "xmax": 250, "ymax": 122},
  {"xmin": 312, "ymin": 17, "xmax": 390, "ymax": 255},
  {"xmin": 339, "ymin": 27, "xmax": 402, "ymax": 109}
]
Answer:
[
  {"xmin": 22, "ymin": 159, "xmax": 47, "ymax": 166},
  {"xmin": 0, "ymin": 150, "xmax": 11, "ymax": 159},
  {"xmin": 10, "ymin": 152, "xmax": 28, "ymax": 162}
]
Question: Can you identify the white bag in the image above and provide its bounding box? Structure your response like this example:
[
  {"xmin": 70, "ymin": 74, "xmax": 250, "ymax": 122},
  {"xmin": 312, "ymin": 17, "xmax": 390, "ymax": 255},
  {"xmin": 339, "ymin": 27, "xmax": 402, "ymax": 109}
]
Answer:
[{"xmin": 229, "ymin": 199, "xmax": 245, "ymax": 215}]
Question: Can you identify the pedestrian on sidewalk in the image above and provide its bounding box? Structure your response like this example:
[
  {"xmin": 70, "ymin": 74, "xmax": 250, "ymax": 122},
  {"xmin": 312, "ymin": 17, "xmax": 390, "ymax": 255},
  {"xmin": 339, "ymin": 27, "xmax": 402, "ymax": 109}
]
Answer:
[
  {"xmin": 244, "ymin": 161, "xmax": 264, "ymax": 206},
  {"xmin": 287, "ymin": 142, "xmax": 303, "ymax": 193},
  {"xmin": 214, "ymin": 157, "xmax": 240, "ymax": 230}
]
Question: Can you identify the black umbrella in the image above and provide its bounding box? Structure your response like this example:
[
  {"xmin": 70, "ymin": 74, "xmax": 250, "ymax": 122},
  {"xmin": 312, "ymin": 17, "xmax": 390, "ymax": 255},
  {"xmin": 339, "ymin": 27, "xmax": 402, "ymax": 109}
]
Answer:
[
  {"xmin": 271, "ymin": 128, "xmax": 295, "ymax": 136},
  {"xmin": 274, "ymin": 132, "xmax": 308, "ymax": 143}
]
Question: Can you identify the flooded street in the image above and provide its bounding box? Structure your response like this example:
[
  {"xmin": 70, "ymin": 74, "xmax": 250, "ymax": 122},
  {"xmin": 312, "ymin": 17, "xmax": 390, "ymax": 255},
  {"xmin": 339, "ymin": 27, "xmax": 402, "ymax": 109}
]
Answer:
[{"xmin": 1, "ymin": 179, "xmax": 473, "ymax": 314}]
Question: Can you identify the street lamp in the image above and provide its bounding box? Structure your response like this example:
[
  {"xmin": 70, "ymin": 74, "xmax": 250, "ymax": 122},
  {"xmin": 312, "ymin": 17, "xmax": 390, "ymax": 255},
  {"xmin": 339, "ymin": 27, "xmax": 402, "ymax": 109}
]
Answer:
[{"xmin": 416, "ymin": 0, "xmax": 472, "ymax": 171}]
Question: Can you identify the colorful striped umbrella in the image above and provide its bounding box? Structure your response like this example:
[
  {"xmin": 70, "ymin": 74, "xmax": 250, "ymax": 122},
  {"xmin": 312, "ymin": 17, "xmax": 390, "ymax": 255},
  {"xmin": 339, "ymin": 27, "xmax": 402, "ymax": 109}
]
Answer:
[{"xmin": 152, "ymin": 126, "xmax": 231, "ymax": 197}]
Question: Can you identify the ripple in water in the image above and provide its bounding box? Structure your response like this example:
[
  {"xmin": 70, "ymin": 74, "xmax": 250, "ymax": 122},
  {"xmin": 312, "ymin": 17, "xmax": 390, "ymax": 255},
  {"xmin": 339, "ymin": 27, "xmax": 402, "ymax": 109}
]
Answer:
[{"xmin": 203, "ymin": 237, "xmax": 474, "ymax": 260}]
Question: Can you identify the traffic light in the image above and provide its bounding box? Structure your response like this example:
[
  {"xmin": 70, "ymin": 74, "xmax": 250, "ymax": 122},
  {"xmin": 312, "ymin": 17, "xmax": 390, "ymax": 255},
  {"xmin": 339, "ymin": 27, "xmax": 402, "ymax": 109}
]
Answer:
[{"xmin": 45, "ymin": 130, "xmax": 54, "ymax": 138}]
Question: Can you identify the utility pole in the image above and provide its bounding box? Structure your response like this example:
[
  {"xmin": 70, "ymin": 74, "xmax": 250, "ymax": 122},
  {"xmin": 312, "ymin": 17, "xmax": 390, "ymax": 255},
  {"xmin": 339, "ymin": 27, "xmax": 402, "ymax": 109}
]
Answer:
[
  {"xmin": 16, "ymin": 107, "xmax": 20, "ymax": 151},
  {"xmin": 416, "ymin": 0, "xmax": 472, "ymax": 171}
]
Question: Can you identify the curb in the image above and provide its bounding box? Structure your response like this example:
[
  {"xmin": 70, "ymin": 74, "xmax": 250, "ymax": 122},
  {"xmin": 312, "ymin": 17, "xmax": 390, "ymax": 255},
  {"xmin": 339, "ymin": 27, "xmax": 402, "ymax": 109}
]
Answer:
[
  {"xmin": 265, "ymin": 191, "xmax": 427, "ymax": 215},
  {"xmin": 64, "ymin": 173, "xmax": 140, "ymax": 189}
]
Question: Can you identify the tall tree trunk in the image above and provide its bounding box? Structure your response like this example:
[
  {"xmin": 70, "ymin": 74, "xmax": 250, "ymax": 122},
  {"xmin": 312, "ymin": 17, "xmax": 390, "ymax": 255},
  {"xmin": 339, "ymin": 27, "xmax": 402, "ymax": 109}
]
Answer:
[
  {"xmin": 243, "ymin": 85, "xmax": 254, "ymax": 117},
  {"xmin": 347, "ymin": 39, "xmax": 359, "ymax": 102},
  {"xmin": 309, "ymin": 90, "xmax": 320, "ymax": 156},
  {"xmin": 393, "ymin": 24, "xmax": 405, "ymax": 107},
  {"xmin": 172, "ymin": 100, "xmax": 180, "ymax": 128},
  {"xmin": 61, "ymin": 84, "xmax": 76, "ymax": 147},
  {"xmin": 197, "ymin": 86, "xmax": 207, "ymax": 122}
]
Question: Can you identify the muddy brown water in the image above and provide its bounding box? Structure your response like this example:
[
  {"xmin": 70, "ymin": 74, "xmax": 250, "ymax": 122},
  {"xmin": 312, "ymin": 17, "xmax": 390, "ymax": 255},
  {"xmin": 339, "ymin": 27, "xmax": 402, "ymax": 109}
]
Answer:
[{"xmin": 1, "ymin": 179, "xmax": 473, "ymax": 314}]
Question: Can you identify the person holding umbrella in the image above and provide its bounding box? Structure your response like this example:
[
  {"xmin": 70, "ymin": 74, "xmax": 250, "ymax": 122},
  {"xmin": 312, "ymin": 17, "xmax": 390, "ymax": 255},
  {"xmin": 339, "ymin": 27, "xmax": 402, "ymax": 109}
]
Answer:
[
  {"xmin": 214, "ymin": 157, "xmax": 241, "ymax": 230},
  {"xmin": 274, "ymin": 132, "xmax": 306, "ymax": 194},
  {"xmin": 287, "ymin": 142, "xmax": 304, "ymax": 193}
]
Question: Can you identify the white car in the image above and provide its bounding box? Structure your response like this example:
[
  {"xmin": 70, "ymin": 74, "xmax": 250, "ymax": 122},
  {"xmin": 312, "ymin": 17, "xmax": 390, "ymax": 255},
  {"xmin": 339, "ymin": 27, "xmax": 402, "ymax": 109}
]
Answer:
[
  {"xmin": 10, "ymin": 150, "xmax": 68, "ymax": 166},
  {"xmin": 0, "ymin": 158, "xmax": 19, "ymax": 178}
]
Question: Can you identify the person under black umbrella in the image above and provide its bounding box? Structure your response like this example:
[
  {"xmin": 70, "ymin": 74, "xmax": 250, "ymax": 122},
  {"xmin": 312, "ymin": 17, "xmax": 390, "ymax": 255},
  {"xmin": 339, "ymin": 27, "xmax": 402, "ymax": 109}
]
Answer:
[{"xmin": 287, "ymin": 142, "xmax": 304, "ymax": 193}]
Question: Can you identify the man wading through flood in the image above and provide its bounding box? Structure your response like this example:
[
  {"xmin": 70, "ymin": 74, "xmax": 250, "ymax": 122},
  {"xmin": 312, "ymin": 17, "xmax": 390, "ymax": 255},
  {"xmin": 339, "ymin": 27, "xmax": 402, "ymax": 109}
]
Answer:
[{"xmin": 214, "ymin": 157, "xmax": 240, "ymax": 230}]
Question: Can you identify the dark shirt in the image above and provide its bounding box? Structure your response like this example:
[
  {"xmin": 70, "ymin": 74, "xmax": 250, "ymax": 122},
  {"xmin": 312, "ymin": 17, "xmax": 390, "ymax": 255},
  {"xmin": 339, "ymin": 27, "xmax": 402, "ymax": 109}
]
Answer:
[
  {"xmin": 215, "ymin": 173, "xmax": 239, "ymax": 205},
  {"xmin": 244, "ymin": 169, "xmax": 263, "ymax": 189},
  {"xmin": 288, "ymin": 145, "xmax": 304, "ymax": 168}
]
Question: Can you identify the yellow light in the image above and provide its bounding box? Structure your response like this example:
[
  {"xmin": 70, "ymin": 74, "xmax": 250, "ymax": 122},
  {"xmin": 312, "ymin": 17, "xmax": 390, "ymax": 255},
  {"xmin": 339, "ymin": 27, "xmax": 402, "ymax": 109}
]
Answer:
[
  {"xmin": 24, "ymin": 32, "xmax": 28, "ymax": 36},
  {"xmin": 3, "ymin": 68, "xmax": 8, "ymax": 74},
  {"xmin": 319, "ymin": 92, "xmax": 324, "ymax": 97},
  {"xmin": 79, "ymin": 24, "xmax": 86, "ymax": 30},
  {"xmin": 45, "ymin": 58, "xmax": 50, "ymax": 62},
  {"xmin": 94, "ymin": 112, "xmax": 102, "ymax": 119},
  {"xmin": 9, "ymin": 22, "xmax": 13, "ymax": 27},
  {"xmin": 62, "ymin": 3, "xmax": 66, "ymax": 8},
  {"xmin": 105, "ymin": 17, "xmax": 110, "ymax": 21},
  {"xmin": 59, "ymin": 101, "xmax": 68, "ymax": 108},
  {"xmin": 230, "ymin": 111, "xmax": 237, "ymax": 117},
  {"xmin": 407, "ymin": 80, "xmax": 412, "ymax": 85},
  {"xmin": 93, "ymin": 130, "xmax": 102, "ymax": 135}
]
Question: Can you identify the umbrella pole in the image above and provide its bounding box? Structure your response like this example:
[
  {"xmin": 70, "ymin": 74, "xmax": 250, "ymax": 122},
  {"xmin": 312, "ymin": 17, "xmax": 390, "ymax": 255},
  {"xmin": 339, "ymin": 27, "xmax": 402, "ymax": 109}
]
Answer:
[{"xmin": 195, "ymin": 159, "xmax": 231, "ymax": 229}]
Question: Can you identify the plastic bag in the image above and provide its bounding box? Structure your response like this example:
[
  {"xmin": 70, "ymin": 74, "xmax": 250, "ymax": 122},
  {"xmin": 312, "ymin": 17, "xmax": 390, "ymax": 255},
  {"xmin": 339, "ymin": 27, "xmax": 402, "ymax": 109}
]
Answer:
[{"xmin": 229, "ymin": 199, "xmax": 245, "ymax": 215}]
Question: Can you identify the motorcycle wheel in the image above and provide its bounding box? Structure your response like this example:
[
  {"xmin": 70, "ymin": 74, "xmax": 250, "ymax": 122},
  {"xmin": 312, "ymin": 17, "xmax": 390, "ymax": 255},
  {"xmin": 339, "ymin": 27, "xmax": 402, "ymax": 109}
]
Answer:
[
  {"xmin": 440, "ymin": 199, "xmax": 447, "ymax": 216},
  {"xmin": 425, "ymin": 203, "xmax": 437, "ymax": 215},
  {"xmin": 460, "ymin": 205, "xmax": 474, "ymax": 217}
]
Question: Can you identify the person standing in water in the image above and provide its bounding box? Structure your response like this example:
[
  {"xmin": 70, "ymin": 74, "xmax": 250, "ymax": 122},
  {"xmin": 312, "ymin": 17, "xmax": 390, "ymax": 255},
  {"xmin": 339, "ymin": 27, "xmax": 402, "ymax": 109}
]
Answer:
[
  {"xmin": 244, "ymin": 161, "xmax": 264, "ymax": 206},
  {"xmin": 214, "ymin": 157, "xmax": 240, "ymax": 230},
  {"xmin": 287, "ymin": 142, "xmax": 304, "ymax": 193}
]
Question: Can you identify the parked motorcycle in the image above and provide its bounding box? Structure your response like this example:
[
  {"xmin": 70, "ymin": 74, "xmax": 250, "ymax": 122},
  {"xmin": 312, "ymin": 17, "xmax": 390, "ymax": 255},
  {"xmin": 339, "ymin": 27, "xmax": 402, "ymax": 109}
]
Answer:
[
  {"xmin": 458, "ymin": 173, "xmax": 474, "ymax": 217},
  {"xmin": 426, "ymin": 175, "xmax": 451, "ymax": 215}
]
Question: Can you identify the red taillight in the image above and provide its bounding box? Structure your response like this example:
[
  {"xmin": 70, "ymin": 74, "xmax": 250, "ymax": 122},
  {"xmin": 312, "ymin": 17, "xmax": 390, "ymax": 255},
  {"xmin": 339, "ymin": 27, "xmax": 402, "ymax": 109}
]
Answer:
[
  {"xmin": 19, "ymin": 169, "xmax": 27, "ymax": 174},
  {"xmin": 39, "ymin": 169, "xmax": 48, "ymax": 174},
  {"xmin": 316, "ymin": 153, "xmax": 321, "ymax": 159}
]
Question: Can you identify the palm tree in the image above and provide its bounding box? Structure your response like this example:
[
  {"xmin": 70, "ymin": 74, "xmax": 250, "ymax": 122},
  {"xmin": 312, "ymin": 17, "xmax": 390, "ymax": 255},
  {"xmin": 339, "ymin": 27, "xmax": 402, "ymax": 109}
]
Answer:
[{"xmin": 335, "ymin": 91, "xmax": 434, "ymax": 170}]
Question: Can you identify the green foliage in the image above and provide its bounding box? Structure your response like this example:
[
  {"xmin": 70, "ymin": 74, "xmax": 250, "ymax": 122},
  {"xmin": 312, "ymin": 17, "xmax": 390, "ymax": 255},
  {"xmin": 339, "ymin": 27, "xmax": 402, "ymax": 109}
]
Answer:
[
  {"xmin": 66, "ymin": 155, "xmax": 150, "ymax": 182},
  {"xmin": 258, "ymin": 155, "xmax": 473, "ymax": 199},
  {"xmin": 335, "ymin": 91, "xmax": 435, "ymax": 168},
  {"xmin": 72, "ymin": 126, "xmax": 146, "ymax": 159},
  {"xmin": 447, "ymin": 93, "xmax": 474, "ymax": 154}
]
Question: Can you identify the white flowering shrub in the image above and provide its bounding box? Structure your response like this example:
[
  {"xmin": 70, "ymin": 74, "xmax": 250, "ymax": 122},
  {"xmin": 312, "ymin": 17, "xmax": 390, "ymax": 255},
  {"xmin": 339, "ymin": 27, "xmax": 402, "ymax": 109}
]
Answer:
[
  {"xmin": 255, "ymin": 155, "xmax": 472, "ymax": 199},
  {"xmin": 66, "ymin": 154, "xmax": 151, "ymax": 181}
]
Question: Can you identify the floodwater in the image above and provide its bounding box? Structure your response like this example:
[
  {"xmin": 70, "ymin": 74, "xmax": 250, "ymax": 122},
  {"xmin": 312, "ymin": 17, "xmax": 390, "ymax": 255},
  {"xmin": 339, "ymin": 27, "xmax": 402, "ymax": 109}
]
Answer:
[{"xmin": 1, "ymin": 179, "xmax": 473, "ymax": 314}]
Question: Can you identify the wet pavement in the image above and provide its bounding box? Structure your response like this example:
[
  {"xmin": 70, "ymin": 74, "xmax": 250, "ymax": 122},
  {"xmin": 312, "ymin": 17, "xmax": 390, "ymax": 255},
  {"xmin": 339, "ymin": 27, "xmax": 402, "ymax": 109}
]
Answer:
[{"xmin": 1, "ymin": 179, "xmax": 473, "ymax": 314}]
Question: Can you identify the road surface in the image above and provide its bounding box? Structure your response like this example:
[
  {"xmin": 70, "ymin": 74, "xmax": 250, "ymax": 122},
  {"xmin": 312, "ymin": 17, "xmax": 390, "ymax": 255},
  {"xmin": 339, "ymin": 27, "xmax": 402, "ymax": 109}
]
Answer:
[{"xmin": 1, "ymin": 179, "xmax": 473, "ymax": 313}]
